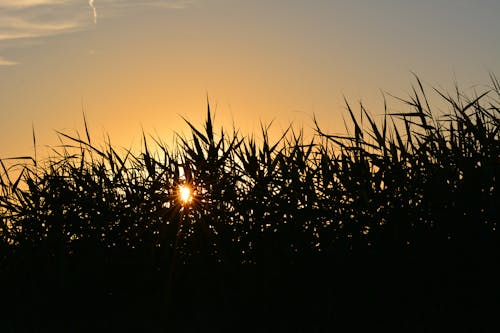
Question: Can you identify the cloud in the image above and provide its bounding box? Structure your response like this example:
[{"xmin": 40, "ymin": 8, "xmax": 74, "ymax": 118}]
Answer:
[
  {"xmin": 89, "ymin": 0, "xmax": 97, "ymax": 24},
  {"xmin": 0, "ymin": 16, "xmax": 79, "ymax": 39},
  {"xmin": 0, "ymin": 0, "xmax": 83, "ymax": 65},
  {"xmin": 0, "ymin": 17, "xmax": 80, "ymax": 41},
  {"xmin": 0, "ymin": 1, "xmax": 196, "ymax": 40},
  {"xmin": 0, "ymin": 1, "xmax": 84, "ymax": 41},
  {"xmin": 0, "ymin": 0, "xmax": 198, "ymax": 65},
  {"xmin": 0, "ymin": 56, "xmax": 18, "ymax": 66},
  {"xmin": 0, "ymin": 0, "xmax": 68, "ymax": 8}
]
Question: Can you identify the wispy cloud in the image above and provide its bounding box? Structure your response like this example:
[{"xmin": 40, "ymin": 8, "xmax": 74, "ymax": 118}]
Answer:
[
  {"xmin": 0, "ymin": 1, "xmax": 68, "ymax": 8},
  {"xmin": 89, "ymin": 0, "xmax": 97, "ymax": 24},
  {"xmin": 0, "ymin": 1, "xmax": 83, "ymax": 40},
  {"xmin": 0, "ymin": 0, "xmax": 197, "ymax": 65},
  {"xmin": 0, "ymin": 56, "xmax": 17, "ymax": 66},
  {"xmin": 0, "ymin": 16, "xmax": 79, "ymax": 41}
]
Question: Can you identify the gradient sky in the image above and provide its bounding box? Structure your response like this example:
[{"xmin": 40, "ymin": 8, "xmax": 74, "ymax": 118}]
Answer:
[{"xmin": 1, "ymin": 0, "xmax": 499, "ymax": 158}]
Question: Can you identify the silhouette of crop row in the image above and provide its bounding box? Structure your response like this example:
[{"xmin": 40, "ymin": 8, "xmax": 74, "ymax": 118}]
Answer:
[{"xmin": 0, "ymin": 75, "xmax": 498, "ymax": 331}]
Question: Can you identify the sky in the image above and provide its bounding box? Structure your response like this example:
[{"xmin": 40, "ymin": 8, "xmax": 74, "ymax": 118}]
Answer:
[{"xmin": 1, "ymin": 0, "xmax": 499, "ymax": 158}]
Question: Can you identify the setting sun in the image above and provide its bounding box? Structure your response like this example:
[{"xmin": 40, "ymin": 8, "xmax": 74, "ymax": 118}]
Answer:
[{"xmin": 179, "ymin": 184, "xmax": 193, "ymax": 204}]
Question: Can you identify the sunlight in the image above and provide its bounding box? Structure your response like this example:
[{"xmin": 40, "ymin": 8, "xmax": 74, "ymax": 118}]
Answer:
[{"xmin": 179, "ymin": 184, "xmax": 193, "ymax": 205}]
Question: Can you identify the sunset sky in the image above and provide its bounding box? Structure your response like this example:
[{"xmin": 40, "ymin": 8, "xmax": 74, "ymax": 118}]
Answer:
[{"xmin": 1, "ymin": 0, "xmax": 499, "ymax": 158}]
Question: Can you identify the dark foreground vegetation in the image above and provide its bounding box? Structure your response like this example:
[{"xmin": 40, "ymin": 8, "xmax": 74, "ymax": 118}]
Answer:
[{"xmin": 1, "ymin": 76, "xmax": 499, "ymax": 332}]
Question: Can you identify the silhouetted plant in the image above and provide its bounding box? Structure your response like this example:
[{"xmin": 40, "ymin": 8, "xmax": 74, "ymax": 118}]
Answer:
[{"xmin": 0, "ymin": 75, "xmax": 498, "ymax": 331}]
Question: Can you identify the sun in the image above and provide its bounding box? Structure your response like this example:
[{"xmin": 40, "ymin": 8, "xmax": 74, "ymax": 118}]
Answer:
[{"xmin": 178, "ymin": 184, "xmax": 193, "ymax": 205}]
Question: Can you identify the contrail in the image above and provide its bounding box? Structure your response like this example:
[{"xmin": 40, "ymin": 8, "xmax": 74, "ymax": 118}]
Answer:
[{"xmin": 89, "ymin": 0, "xmax": 97, "ymax": 24}]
